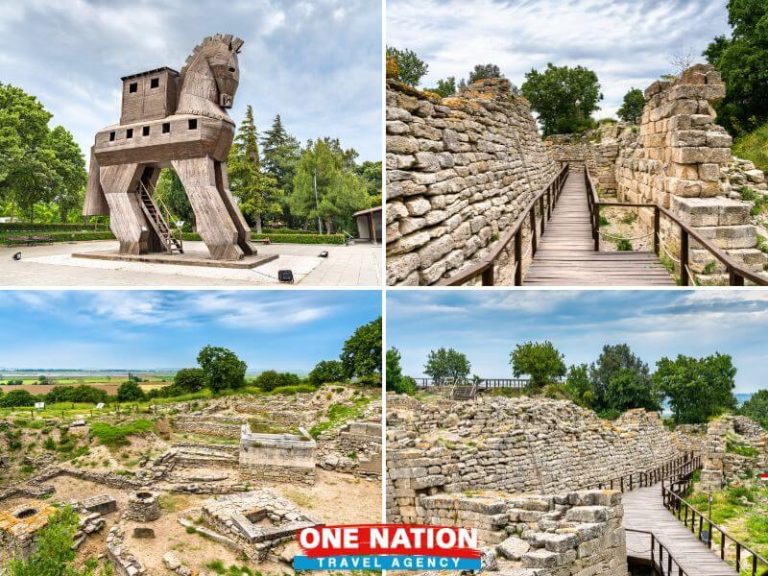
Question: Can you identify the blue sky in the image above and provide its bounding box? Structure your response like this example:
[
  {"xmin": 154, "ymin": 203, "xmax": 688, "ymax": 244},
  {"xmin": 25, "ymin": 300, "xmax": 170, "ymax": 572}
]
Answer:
[
  {"xmin": 388, "ymin": 290, "xmax": 768, "ymax": 394},
  {"xmin": 388, "ymin": 0, "xmax": 729, "ymax": 120},
  {"xmin": 0, "ymin": 290, "xmax": 380, "ymax": 373},
  {"xmin": 0, "ymin": 0, "xmax": 381, "ymax": 162}
]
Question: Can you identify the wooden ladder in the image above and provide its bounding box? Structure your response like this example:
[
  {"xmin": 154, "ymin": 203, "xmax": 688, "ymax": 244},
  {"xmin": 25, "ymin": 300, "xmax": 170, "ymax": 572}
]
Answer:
[{"xmin": 136, "ymin": 181, "xmax": 184, "ymax": 254}]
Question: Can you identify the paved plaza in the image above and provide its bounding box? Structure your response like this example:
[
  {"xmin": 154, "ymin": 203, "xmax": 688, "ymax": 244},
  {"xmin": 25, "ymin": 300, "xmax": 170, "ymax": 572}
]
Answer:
[{"xmin": 0, "ymin": 240, "xmax": 381, "ymax": 287}]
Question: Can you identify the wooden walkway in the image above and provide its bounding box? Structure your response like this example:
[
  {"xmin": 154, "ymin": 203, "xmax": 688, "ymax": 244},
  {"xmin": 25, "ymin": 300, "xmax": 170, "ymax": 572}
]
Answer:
[
  {"xmin": 523, "ymin": 168, "xmax": 675, "ymax": 286},
  {"xmin": 623, "ymin": 486, "xmax": 738, "ymax": 576}
]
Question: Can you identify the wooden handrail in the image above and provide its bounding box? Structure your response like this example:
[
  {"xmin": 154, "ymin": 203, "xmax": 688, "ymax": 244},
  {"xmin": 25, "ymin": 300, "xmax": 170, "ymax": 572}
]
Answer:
[
  {"xmin": 663, "ymin": 481, "xmax": 768, "ymax": 576},
  {"xmin": 585, "ymin": 171, "xmax": 767, "ymax": 286},
  {"xmin": 583, "ymin": 452, "xmax": 700, "ymax": 494},
  {"xmin": 437, "ymin": 163, "xmax": 570, "ymax": 286},
  {"xmin": 625, "ymin": 528, "xmax": 689, "ymax": 576}
]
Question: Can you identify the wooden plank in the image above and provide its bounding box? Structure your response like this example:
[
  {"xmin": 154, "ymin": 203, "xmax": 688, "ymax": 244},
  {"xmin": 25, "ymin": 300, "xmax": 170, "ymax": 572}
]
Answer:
[{"xmin": 523, "ymin": 169, "xmax": 675, "ymax": 286}]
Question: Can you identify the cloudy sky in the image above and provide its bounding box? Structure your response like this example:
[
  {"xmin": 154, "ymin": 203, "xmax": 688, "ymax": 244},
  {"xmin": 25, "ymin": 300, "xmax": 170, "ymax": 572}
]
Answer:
[
  {"xmin": 388, "ymin": 0, "xmax": 729, "ymax": 120},
  {"xmin": 0, "ymin": 0, "xmax": 381, "ymax": 162},
  {"xmin": 388, "ymin": 290, "xmax": 768, "ymax": 394},
  {"xmin": 0, "ymin": 290, "xmax": 380, "ymax": 373}
]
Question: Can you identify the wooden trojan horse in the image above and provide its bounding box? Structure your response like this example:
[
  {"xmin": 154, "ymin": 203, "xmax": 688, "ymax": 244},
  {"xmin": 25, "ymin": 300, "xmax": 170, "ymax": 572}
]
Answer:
[{"xmin": 84, "ymin": 34, "xmax": 254, "ymax": 260}]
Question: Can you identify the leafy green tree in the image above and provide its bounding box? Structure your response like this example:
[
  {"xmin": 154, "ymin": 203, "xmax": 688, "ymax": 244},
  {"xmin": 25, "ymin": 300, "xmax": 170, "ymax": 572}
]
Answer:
[
  {"xmin": 261, "ymin": 114, "xmax": 302, "ymax": 226},
  {"xmin": 308, "ymin": 360, "xmax": 346, "ymax": 386},
  {"xmin": 428, "ymin": 77, "xmax": 457, "ymax": 97},
  {"xmin": 154, "ymin": 169, "xmax": 194, "ymax": 229},
  {"xmin": 468, "ymin": 64, "xmax": 502, "ymax": 83},
  {"xmin": 116, "ymin": 380, "xmax": 145, "ymax": 403},
  {"xmin": 617, "ymin": 88, "xmax": 645, "ymax": 123},
  {"xmin": 46, "ymin": 126, "xmax": 86, "ymax": 222},
  {"xmin": 228, "ymin": 105, "xmax": 282, "ymax": 232},
  {"xmin": 704, "ymin": 0, "xmax": 768, "ymax": 134},
  {"xmin": 172, "ymin": 368, "xmax": 206, "ymax": 393},
  {"xmin": 386, "ymin": 347, "xmax": 416, "ymax": 395},
  {"xmin": 521, "ymin": 64, "xmax": 603, "ymax": 135},
  {"xmin": 340, "ymin": 317, "xmax": 382, "ymax": 381},
  {"xmin": 740, "ymin": 389, "xmax": 768, "ymax": 429},
  {"xmin": 0, "ymin": 389, "xmax": 35, "ymax": 407},
  {"xmin": 253, "ymin": 370, "xmax": 301, "ymax": 392},
  {"xmin": 564, "ymin": 363, "xmax": 593, "ymax": 406},
  {"xmin": 197, "ymin": 345, "xmax": 247, "ymax": 393},
  {"xmin": 589, "ymin": 344, "xmax": 658, "ymax": 411},
  {"xmin": 424, "ymin": 347, "xmax": 471, "ymax": 383},
  {"xmin": 289, "ymin": 139, "xmax": 370, "ymax": 234},
  {"xmin": 654, "ymin": 353, "xmax": 737, "ymax": 424},
  {"xmin": 386, "ymin": 47, "xmax": 428, "ymax": 86},
  {"xmin": 356, "ymin": 160, "xmax": 383, "ymax": 202},
  {"xmin": 510, "ymin": 341, "xmax": 566, "ymax": 391},
  {"xmin": 45, "ymin": 385, "xmax": 108, "ymax": 405}
]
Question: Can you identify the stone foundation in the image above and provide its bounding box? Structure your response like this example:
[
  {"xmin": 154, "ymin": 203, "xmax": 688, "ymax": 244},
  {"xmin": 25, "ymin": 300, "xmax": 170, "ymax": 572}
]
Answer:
[
  {"xmin": 106, "ymin": 524, "xmax": 146, "ymax": 576},
  {"xmin": 239, "ymin": 425, "xmax": 316, "ymax": 485},
  {"xmin": 0, "ymin": 500, "xmax": 56, "ymax": 567},
  {"xmin": 123, "ymin": 491, "xmax": 160, "ymax": 522}
]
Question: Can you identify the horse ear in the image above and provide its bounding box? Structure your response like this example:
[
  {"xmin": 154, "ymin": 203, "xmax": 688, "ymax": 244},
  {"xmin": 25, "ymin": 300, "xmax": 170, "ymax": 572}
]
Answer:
[{"xmin": 231, "ymin": 37, "xmax": 244, "ymax": 53}]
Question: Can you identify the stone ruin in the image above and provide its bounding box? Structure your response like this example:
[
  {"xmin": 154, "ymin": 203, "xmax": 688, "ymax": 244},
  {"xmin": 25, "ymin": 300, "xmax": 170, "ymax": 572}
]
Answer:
[
  {"xmin": 545, "ymin": 64, "xmax": 768, "ymax": 282},
  {"xmin": 123, "ymin": 490, "xmax": 161, "ymax": 522},
  {"xmin": 418, "ymin": 490, "xmax": 628, "ymax": 576},
  {"xmin": 386, "ymin": 73, "xmax": 557, "ymax": 285},
  {"xmin": 239, "ymin": 424, "xmax": 317, "ymax": 485},
  {"xmin": 318, "ymin": 420, "xmax": 382, "ymax": 477},
  {"xmin": 0, "ymin": 500, "xmax": 56, "ymax": 566},
  {"xmin": 199, "ymin": 490, "xmax": 319, "ymax": 562},
  {"xmin": 700, "ymin": 414, "xmax": 768, "ymax": 492}
]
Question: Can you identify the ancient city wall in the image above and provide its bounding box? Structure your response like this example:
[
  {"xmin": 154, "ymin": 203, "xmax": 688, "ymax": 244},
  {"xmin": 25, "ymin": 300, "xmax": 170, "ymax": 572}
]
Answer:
[
  {"xmin": 238, "ymin": 425, "xmax": 316, "ymax": 485},
  {"xmin": 386, "ymin": 75, "xmax": 557, "ymax": 285},
  {"xmin": 700, "ymin": 415, "xmax": 768, "ymax": 491},
  {"xmin": 386, "ymin": 396, "xmax": 702, "ymax": 523}
]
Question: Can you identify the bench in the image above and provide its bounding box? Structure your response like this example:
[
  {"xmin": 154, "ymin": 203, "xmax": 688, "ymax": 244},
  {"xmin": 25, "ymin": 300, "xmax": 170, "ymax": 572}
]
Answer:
[
  {"xmin": 252, "ymin": 238, "xmax": 271, "ymax": 244},
  {"xmin": 4, "ymin": 235, "xmax": 55, "ymax": 246}
]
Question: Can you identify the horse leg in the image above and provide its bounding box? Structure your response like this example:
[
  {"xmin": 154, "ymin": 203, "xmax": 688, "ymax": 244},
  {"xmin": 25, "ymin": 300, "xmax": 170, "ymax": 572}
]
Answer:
[
  {"xmin": 100, "ymin": 163, "xmax": 149, "ymax": 255},
  {"xmin": 171, "ymin": 157, "xmax": 244, "ymax": 260},
  {"xmin": 84, "ymin": 147, "xmax": 109, "ymax": 216},
  {"xmin": 215, "ymin": 160, "xmax": 255, "ymax": 256}
]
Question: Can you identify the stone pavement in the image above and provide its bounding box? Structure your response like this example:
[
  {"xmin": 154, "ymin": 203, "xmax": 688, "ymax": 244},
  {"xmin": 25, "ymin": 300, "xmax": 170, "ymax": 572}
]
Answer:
[{"xmin": 0, "ymin": 240, "xmax": 381, "ymax": 287}]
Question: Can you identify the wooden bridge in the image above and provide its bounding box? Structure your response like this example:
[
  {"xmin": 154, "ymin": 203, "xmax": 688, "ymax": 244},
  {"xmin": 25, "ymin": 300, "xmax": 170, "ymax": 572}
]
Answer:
[
  {"xmin": 439, "ymin": 163, "xmax": 768, "ymax": 287},
  {"xmin": 522, "ymin": 168, "xmax": 675, "ymax": 286},
  {"xmin": 624, "ymin": 486, "xmax": 739, "ymax": 576}
]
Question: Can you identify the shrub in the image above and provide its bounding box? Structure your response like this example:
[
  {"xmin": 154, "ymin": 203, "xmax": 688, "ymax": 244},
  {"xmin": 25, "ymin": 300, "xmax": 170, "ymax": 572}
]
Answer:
[
  {"xmin": 308, "ymin": 360, "xmax": 346, "ymax": 386},
  {"xmin": 172, "ymin": 368, "xmax": 206, "ymax": 393},
  {"xmin": 252, "ymin": 233, "xmax": 346, "ymax": 245},
  {"xmin": 90, "ymin": 419, "xmax": 153, "ymax": 447},
  {"xmin": 270, "ymin": 384, "xmax": 317, "ymax": 395},
  {"xmin": 0, "ymin": 389, "xmax": 36, "ymax": 407},
  {"xmin": 253, "ymin": 370, "xmax": 302, "ymax": 392},
  {"xmin": 46, "ymin": 385, "xmax": 109, "ymax": 405},
  {"xmin": 116, "ymin": 381, "xmax": 145, "ymax": 402},
  {"xmin": 617, "ymin": 238, "xmax": 632, "ymax": 251}
]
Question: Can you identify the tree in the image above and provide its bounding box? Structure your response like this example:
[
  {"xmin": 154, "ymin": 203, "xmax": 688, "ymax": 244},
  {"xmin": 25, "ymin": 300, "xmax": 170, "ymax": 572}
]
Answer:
[
  {"xmin": 510, "ymin": 341, "xmax": 566, "ymax": 391},
  {"xmin": 386, "ymin": 347, "xmax": 416, "ymax": 395},
  {"xmin": 428, "ymin": 77, "xmax": 457, "ymax": 97},
  {"xmin": 617, "ymin": 88, "xmax": 645, "ymax": 123},
  {"xmin": 253, "ymin": 370, "xmax": 301, "ymax": 392},
  {"xmin": 308, "ymin": 360, "xmax": 346, "ymax": 386},
  {"xmin": 654, "ymin": 353, "xmax": 737, "ymax": 424},
  {"xmin": 46, "ymin": 126, "xmax": 86, "ymax": 222},
  {"xmin": 704, "ymin": 0, "xmax": 768, "ymax": 134},
  {"xmin": 356, "ymin": 160, "xmax": 383, "ymax": 202},
  {"xmin": 521, "ymin": 64, "xmax": 603, "ymax": 136},
  {"xmin": 197, "ymin": 345, "xmax": 247, "ymax": 393},
  {"xmin": 289, "ymin": 139, "xmax": 370, "ymax": 234},
  {"xmin": 424, "ymin": 347, "xmax": 471, "ymax": 383},
  {"xmin": 228, "ymin": 105, "xmax": 282, "ymax": 232},
  {"xmin": 0, "ymin": 389, "xmax": 35, "ymax": 408},
  {"xmin": 340, "ymin": 317, "xmax": 382, "ymax": 382},
  {"xmin": 261, "ymin": 114, "xmax": 301, "ymax": 226},
  {"xmin": 740, "ymin": 389, "xmax": 768, "ymax": 429},
  {"xmin": 154, "ymin": 168, "xmax": 194, "ymax": 229},
  {"xmin": 564, "ymin": 363, "xmax": 593, "ymax": 406},
  {"xmin": 173, "ymin": 368, "xmax": 206, "ymax": 393},
  {"xmin": 116, "ymin": 380, "xmax": 145, "ymax": 403},
  {"xmin": 468, "ymin": 64, "xmax": 502, "ymax": 83},
  {"xmin": 386, "ymin": 47, "xmax": 428, "ymax": 86},
  {"xmin": 589, "ymin": 344, "xmax": 658, "ymax": 411}
]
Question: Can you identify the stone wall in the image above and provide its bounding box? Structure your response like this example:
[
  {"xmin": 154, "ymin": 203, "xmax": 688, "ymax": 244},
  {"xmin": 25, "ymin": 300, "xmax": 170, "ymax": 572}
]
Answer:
[
  {"xmin": 544, "ymin": 124, "xmax": 623, "ymax": 192},
  {"xmin": 701, "ymin": 415, "xmax": 768, "ymax": 491},
  {"xmin": 386, "ymin": 77, "xmax": 557, "ymax": 285},
  {"xmin": 172, "ymin": 415, "xmax": 244, "ymax": 439},
  {"xmin": 414, "ymin": 490, "xmax": 628, "ymax": 576},
  {"xmin": 239, "ymin": 425, "xmax": 316, "ymax": 485},
  {"xmin": 387, "ymin": 396, "xmax": 701, "ymax": 523}
]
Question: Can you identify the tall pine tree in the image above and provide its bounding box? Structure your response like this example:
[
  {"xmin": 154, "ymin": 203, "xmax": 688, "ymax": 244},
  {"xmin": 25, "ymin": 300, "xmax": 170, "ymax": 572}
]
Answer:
[
  {"xmin": 261, "ymin": 114, "xmax": 301, "ymax": 227},
  {"xmin": 228, "ymin": 105, "xmax": 281, "ymax": 232}
]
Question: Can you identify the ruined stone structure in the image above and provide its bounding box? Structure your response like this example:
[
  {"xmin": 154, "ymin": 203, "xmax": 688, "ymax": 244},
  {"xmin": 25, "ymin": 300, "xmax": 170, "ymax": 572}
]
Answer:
[
  {"xmin": 85, "ymin": 34, "xmax": 255, "ymax": 260},
  {"xmin": 700, "ymin": 415, "xmax": 768, "ymax": 492},
  {"xmin": 419, "ymin": 490, "xmax": 628, "ymax": 576},
  {"xmin": 106, "ymin": 524, "xmax": 146, "ymax": 576},
  {"xmin": 239, "ymin": 425, "xmax": 316, "ymax": 485},
  {"xmin": 200, "ymin": 490, "xmax": 318, "ymax": 561},
  {"xmin": 0, "ymin": 500, "xmax": 55, "ymax": 567},
  {"xmin": 123, "ymin": 491, "xmax": 161, "ymax": 522},
  {"xmin": 386, "ymin": 76, "xmax": 557, "ymax": 285},
  {"xmin": 387, "ymin": 396, "xmax": 701, "ymax": 524}
]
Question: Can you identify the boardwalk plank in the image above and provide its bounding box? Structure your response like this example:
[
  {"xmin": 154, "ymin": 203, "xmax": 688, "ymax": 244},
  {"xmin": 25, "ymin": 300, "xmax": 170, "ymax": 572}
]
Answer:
[{"xmin": 523, "ymin": 168, "xmax": 675, "ymax": 286}]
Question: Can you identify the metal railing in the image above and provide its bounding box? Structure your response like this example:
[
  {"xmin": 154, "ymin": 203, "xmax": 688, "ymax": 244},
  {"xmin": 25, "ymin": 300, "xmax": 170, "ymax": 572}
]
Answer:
[
  {"xmin": 437, "ymin": 163, "xmax": 570, "ymax": 286},
  {"xmin": 626, "ymin": 528, "xmax": 690, "ymax": 576},
  {"xmin": 584, "ymin": 452, "xmax": 701, "ymax": 493},
  {"xmin": 411, "ymin": 377, "xmax": 532, "ymax": 390},
  {"xmin": 663, "ymin": 482, "xmax": 768, "ymax": 576},
  {"xmin": 585, "ymin": 170, "xmax": 768, "ymax": 286}
]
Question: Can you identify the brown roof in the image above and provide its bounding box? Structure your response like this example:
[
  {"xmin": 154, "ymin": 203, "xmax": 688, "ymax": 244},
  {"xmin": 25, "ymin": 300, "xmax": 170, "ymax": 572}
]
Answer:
[
  {"xmin": 121, "ymin": 67, "xmax": 180, "ymax": 81},
  {"xmin": 353, "ymin": 206, "xmax": 382, "ymax": 217}
]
